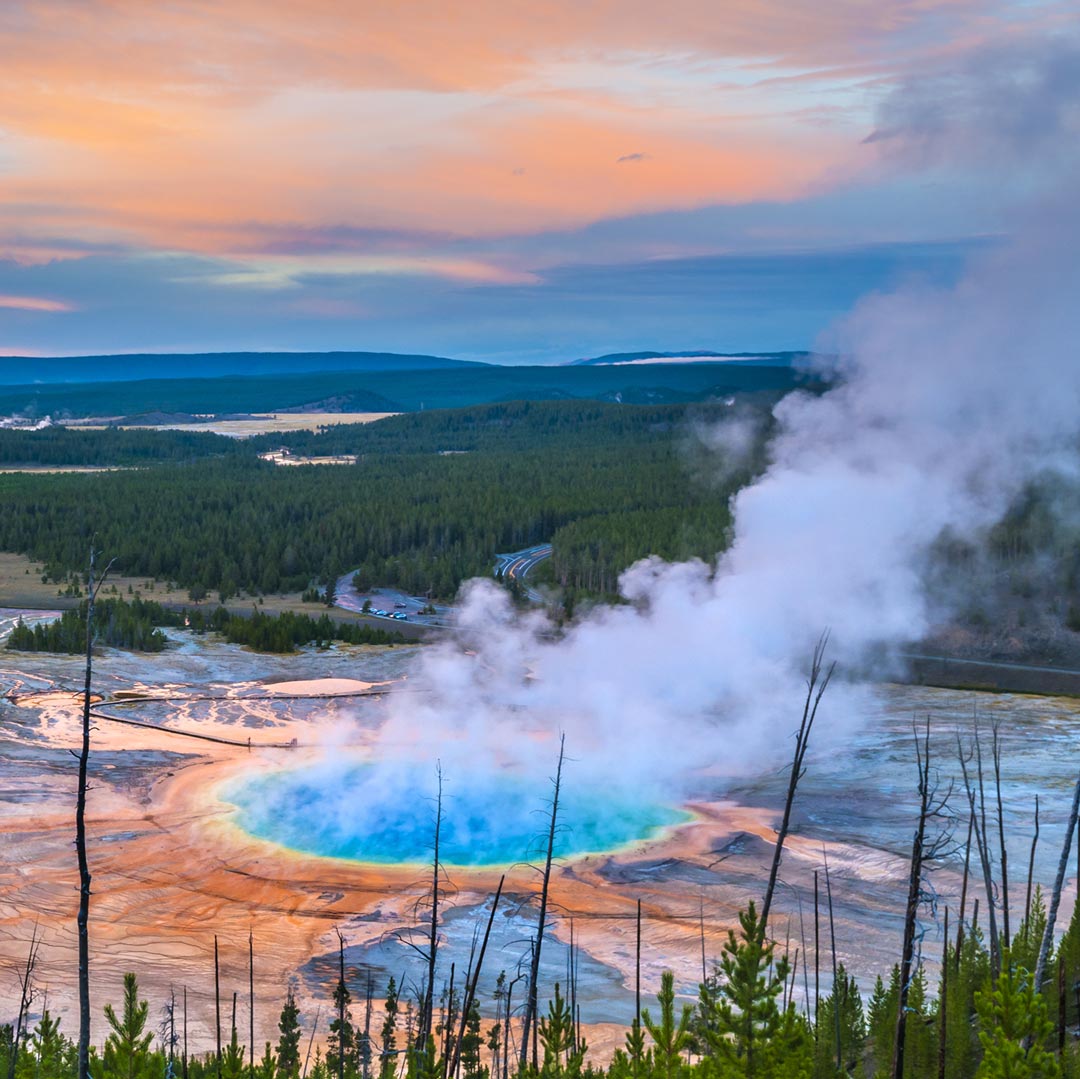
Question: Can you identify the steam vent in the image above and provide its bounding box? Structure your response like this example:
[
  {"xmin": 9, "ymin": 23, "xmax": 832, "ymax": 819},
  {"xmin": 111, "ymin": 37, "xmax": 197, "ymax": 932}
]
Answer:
[{"xmin": 225, "ymin": 764, "xmax": 689, "ymax": 866}]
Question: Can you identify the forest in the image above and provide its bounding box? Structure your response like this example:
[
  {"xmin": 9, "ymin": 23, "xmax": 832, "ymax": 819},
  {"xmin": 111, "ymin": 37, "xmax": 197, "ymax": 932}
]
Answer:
[
  {"xmin": 5, "ymin": 597, "xmax": 407, "ymax": 654},
  {"xmin": 0, "ymin": 401, "xmax": 767, "ymax": 602},
  {"xmin": 0, "ymin": 428, "xmax": 244, "ymax": 466},
  {"xmin": 7, "ymin": 597, "xmax": 187, "ymax": 653}
]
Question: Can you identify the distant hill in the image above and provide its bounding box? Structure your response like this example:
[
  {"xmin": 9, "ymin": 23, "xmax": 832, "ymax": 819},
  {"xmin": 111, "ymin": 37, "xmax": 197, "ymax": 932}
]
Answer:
[
  {"xmin": 0, "ymin": 361, "xmax": 814, "ymax": 420},
  {"xmin": 569, "ymin": 350, "xmax": 807, "ymax": 366},
  {"xmin": 0, "ymin": 350, "xmax": 484, "ymax": 385}
]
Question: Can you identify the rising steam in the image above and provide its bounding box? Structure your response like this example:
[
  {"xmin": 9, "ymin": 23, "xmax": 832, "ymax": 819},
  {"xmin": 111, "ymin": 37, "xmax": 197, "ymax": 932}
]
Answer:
[{"xmin": 365, "ymin": 202, "xmax": 1080, "ymax": 803}]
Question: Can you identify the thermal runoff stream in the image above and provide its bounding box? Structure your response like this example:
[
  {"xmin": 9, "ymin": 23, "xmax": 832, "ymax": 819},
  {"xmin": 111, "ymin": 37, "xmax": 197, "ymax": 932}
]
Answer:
[{"xmin": 224, "ymin": 764, "xmax": 689, "ymax": 866}]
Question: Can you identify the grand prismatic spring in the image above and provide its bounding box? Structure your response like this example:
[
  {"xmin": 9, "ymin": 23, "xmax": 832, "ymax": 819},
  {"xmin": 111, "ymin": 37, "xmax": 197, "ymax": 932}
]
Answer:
[{"xmin": 226, "ymin": 765, "xmax": 689, "ymax": 867}]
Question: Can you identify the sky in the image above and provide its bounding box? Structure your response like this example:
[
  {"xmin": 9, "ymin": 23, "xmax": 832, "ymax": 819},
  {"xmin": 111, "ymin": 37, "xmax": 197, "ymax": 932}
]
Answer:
[{"xmin": 0, "ymin": 1, "xmax": 1077, "ymax": 364}]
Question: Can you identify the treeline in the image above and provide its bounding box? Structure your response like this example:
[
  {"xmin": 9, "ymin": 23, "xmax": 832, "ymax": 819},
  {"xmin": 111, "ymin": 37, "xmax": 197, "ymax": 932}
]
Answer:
[
  {"xmin": 245, "ymin": 399, "xmax": 762, "ymax": 458},
  {"xmin": 0, "ymin": 427, "xmax": 244, "ymax": 466},
  {"xmin": 5, "ymin": 891, "xmax": 1080, "ymax": 1079},
  {"xmin": 544, "ymin": 504, "xmax": 734, "ymax": 598},
  {"xmin": 6, "ymin": 597, "xmax": 409, "ymax": 655},
  {"xmin": 187, "ymin": 606, "xmax": 408, "ymax": 652},
  {"xmin": 7, "ymin": 597, "xmax": 186, "ymax": 653},
  {"xmin": 0, "ymin": 403, "xmax": 758, "ymax": 599}
]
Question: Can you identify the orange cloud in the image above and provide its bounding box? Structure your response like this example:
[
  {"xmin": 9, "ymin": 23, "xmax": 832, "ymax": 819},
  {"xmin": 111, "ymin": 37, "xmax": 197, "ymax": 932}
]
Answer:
[{"xmin": 0, "ymin": 0, "xmax": 1059, "ymax": 263}]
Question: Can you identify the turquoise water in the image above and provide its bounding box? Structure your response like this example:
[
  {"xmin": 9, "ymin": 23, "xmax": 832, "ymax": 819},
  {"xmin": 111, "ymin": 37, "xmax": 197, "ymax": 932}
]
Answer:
[{"xmin": 225, "ymin": 764, "xmax": 688, "ymax": 866}]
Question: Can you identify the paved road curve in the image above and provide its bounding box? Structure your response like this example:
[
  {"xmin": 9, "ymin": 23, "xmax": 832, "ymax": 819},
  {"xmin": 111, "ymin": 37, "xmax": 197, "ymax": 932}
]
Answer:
[{"xmin": 493, "ymin": 543, "xmax": 552, "ymax": 602}]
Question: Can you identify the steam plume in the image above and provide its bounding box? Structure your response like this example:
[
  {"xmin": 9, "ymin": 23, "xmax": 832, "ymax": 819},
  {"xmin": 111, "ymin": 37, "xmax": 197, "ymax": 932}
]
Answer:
[{"xmin": 368, "ymin": 206, "xmax": 1080, "ymax": 801}]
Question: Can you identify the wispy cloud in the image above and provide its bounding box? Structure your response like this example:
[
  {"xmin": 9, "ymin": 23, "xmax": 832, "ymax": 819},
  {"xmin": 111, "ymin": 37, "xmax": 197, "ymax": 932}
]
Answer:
[
  {"xmin": 866, "ymin": 30, "xmax": 1080, "ymax": 169},
  {"xmin": 0, "ymin": 294, "xmax": 74, "ymax": 312},
  {"xmin": 616, "ymin": 152, "xmax": 650, "ymax": 164}
]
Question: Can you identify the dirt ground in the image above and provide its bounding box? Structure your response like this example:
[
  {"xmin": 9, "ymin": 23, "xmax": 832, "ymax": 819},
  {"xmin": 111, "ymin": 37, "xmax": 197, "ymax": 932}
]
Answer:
[{"xmin": 74, "ymin": 413, "xmax": 396, "ymax": 437}]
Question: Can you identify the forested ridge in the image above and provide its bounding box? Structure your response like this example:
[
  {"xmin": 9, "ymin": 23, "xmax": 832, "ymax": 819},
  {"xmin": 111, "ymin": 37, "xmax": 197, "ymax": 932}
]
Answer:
[
  {"xmin": 0, "ymin": 401, "xmax": 764, "ymax": 600},
  {"xmin": 0, "ymin": 361, "xmax": 805, "ymax": 419}
]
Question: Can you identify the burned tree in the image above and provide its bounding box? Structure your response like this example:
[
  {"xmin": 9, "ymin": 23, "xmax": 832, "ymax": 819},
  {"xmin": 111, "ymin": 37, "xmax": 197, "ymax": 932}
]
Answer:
[
  {"xmin": 1035, "ymin": 767, "xmax": 1080, "ymax": 994},
  {"xmin": 449, "ymin": 877, "xmax": 505, "ymax": 1079},
  {"xmin": 420, "ymin": 766, "xmax": 444, "ymax": 1058},
  {"xmin": 891, "ymin": 718, "xmax": 952, "ymax": 1079},
  {"xmin": 759, "ymin": 632, "xmax": 834, "ymax": 939},
  {"xmin": 958, "ymin": 722, "xmax": 1001, "ymax": 975},
  {"xmin": 6, "ymin": 926, "xmax": 41, "ymax": 1079},
  {"xmin": 519, "ymin": 734, "xmax": 566, "ymax": 1071},
  {"xmin": 76, "ymin": 546, "xmax": 114, "ymax": 1079}
]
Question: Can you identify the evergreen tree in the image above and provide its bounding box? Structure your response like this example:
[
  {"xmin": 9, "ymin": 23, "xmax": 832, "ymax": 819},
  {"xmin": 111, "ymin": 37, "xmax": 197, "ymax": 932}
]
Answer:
[
  {"xmin": 379, "ymin": 979, "xmax": 399, "ymax": 1079},
  {"xmin": 812, "ymin": 965, "xmax": 864, "ymax": 1078},
  {"xmin": 537, "ymin": 984, "xmax": 586, "ymax": 1079},
  {"xmin": 0, "ymin": 1025, "xmax": 13, "ymax": 1079},
  {"xmin": 102, "ymin": 974, "xmax": 160, "ymax": 1079},
  {"xmin": 943, "ymin": 926, "xmax": 991, "ymax": 1079},
  {"xmin": 221, "ymin": 1024, "xmax": 245, "ymax": 1079},
  {"xmin": 696, "ymin": 902, "xmax": 811, "ymax": 1078},
  {"xmin": 641, "ymin": 972, "xmax": 691, "ymax": 1079},
  {"xmin": 975, "ymin": 950, "xmax": 1059, "ymax": 1078},
  {"xmin": 328, "ymin": 977, "xmax": 358, "ymax": 1079},
  {"xmin": 258, "ymin": 1044, "xmax": 278, "ymax": 1079},
  {"xmin": 865, "ymin": 971, "xmax": 898, "ymax": 1079},
  {"xmin": 459, "ymin": 1002, "xmax": 484, "ymax": 1079},
  {"xmin": 901, "ymin": 966, "xmax": 936, "ymax": 1079},
  {"xmin": 276, "ymin": 988, "xmax": 302, "ymax": 1079},
  {"xmin": 1015, "ymin": 888, "xmax": 1049, "ymax": 976},
  {"xmin": 28, "ymin": 1010, "xmax": 70, "ymax": 1079}
]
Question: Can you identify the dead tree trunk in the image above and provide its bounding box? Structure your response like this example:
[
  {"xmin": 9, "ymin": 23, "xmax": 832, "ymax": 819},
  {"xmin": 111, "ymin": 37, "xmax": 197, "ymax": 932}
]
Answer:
[
  {"xmin": 813, "ymin": 870, "xmax": 821, "ymax": 1036},
  {"xmin": 449, "ymin": 877, "xmax": 504, "ymax": 1079},
  {"xmin": 699, "ymin": 894, "xmax": 707, "ymax": 985},
  {"xmin": 363, "ymin": 976, "xmax": 373, "ymax": 1079},
  {"xmin": 992, "ymin": 722, "xmax": 1010, "ymax": 948},
  {"xmin": 249, "ymin": 931, "xmax": 255, "ymax": 1078},
  {"xmin": 1035, "ymin": 768, "xmax": 1080, "ymax": 993},
  {"xmin": 77, "ymin": 548, "xmax": 113, "ymax": 1079},
  {"xmin": 936, "ymin": 907, "xmax": 949, "ymax": 1079},
  {"xmin": 302, "ymin": 1008, "xmax": 320, "ymax": 1079},
  {"xmin": 822, "ymin": 852, "xmax": 841, "ymax": 1074},
  {"xmin": 1025, "ymin": 795, "xmax": 1040, "ymax": 940},
  {"xmin": 215, "ymin": 935, "xmax": 223, "ymax": 1079},
  {"xmin": 421, "ymin": 765, "xmax": 443, "ymax": 1057},
  {"xmin": 958, "ymin": 728, "xmax": 1000, "ymax": 976},
  {"xmin": 760, "ymin": 632, "xmax": 834, "ymax": 938},
  {"xmin": 7, "ymin": 927, "xmax": 40, "ymax": 1079},
  {"xmin": 892, "ymin": 719, "xmax": 951, "ymax": 1079},
  {"xmin": 519, "ymin": 734, "xmax": 566, "ymax": 1071},
  {"xmin": 336, "ymin": 929, "xmax": 346, "ymax": 1079},
  {"xmin": 956, "ymin": 812, "xmax": 974, "ymax": 973}
]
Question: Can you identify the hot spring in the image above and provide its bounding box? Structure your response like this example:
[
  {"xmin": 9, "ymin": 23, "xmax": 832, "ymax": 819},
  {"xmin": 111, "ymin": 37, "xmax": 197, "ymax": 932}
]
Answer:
[{"xmin": 224, "ymin": 763, "xmax": 689, "ymax": 867}]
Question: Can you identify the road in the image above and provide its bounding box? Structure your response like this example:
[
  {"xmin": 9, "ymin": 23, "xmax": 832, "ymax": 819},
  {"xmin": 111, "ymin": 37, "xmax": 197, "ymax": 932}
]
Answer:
[
  {"xmin": 901, "ymin": 651, "xmax": 1080, "ymax": 696},
  {"xmin": 493, "ymin": 543, "xmax": 553, "ymax": 602}
]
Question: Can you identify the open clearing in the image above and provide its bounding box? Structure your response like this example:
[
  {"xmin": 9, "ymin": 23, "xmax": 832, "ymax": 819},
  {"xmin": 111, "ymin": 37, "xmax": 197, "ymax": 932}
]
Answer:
[{"xmin": 70, "ymin": 412, "xmax": 396, "ymax": 437}]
